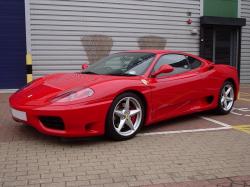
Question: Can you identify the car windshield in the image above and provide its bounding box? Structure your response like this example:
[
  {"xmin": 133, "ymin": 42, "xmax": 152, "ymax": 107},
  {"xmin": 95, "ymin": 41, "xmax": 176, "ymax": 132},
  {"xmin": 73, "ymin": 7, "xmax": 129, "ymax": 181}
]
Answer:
[{"xmin": 82, "ymin": 52, "xmax": 156, "ymax": 76}]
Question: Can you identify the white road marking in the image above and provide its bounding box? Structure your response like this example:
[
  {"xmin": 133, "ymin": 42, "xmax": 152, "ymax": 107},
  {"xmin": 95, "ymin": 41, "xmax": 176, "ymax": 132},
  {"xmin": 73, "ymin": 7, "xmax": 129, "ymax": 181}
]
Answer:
[
  {"xmin": 139, "ymin": 116, "xmax": 232, "ymax": 136},
  {"xmin": 139, "ymin": 126, "xmax": 231, "ymax": 136},
  {"xmin": 230, "ymin": 111, "xmax": 243, "ymax": 116},
  {"xmin": 200, "ymin": 116, "xmax": 231, "ymax": 127},
  {"xmin": 233, "ymin": 107, "xmax": 250, "ymax": 112},
  {"xmin": 230, "ymin": 107, "xmax": 250, "ymax": 117}
]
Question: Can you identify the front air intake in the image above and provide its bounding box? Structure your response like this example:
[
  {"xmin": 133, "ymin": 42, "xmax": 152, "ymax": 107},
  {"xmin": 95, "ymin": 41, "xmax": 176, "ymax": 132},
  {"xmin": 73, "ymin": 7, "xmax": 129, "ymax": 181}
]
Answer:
[{"xmin": 39, "ymin": 116, "xmax": 65, "ymax": 130}]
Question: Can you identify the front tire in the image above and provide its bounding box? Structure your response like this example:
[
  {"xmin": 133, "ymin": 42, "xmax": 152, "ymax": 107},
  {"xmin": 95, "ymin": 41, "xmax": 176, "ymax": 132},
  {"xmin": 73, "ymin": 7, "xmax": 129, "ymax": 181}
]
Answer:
[
  {"xmin": 106, "ymin": 92, "xmax": 145, "ymax": 141},
  {"xmin": 216, "ymin": 81, "xmax": 235, "ymax": 115}
]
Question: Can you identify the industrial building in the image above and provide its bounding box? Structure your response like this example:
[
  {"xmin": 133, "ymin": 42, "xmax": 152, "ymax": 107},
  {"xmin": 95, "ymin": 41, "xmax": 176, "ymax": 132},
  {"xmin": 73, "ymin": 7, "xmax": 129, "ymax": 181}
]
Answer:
[{"xmin": 0, "ymin": 0, "xmax": 249, "ymax": 90}]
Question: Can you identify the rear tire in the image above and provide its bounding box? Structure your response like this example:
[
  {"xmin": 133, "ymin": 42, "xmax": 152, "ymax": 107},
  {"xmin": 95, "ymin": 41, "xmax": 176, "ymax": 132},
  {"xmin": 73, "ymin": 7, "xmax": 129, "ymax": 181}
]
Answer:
[
  {"xmin": 215, "ymin": 81, "xmax": 235, "ymax": 115},
  {"xmin": 106, "ymin": 92, "xmax": 145, "ymax": 141}
]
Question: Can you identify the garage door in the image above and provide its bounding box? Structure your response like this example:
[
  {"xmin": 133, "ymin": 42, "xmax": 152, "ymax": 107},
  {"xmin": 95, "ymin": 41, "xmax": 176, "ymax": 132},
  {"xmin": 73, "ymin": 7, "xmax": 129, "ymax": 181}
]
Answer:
[
  {"xmin": 28, "ymin": 0, "xmax": 200, "ymax": 79},
  {"xmin": 0, "ymin": 0, "xmax": 26, "ymax": 89}
]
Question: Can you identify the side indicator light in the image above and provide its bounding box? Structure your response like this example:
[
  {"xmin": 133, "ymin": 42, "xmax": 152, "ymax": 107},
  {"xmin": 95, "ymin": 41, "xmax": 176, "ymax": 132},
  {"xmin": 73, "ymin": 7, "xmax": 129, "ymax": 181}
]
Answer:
[{"xmin": 141, "ymin": 79, "xmax": 148, "ymax": 86}]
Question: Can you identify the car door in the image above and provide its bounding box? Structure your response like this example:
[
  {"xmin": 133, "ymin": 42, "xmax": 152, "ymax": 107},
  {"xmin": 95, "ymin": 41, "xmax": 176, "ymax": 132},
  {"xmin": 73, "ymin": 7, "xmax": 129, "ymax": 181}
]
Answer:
[{"xmin": 149, "ymin": 54, "xmax": 203, "ymax": 122}]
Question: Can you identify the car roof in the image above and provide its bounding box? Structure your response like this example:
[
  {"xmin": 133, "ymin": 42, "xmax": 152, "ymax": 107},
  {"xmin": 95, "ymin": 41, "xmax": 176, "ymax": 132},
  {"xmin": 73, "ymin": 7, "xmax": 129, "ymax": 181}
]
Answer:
[
  {"xmin": 124, "ymin": 49, "xmax": 182, "ymax": 54},
  {"xmin": 122, "ymin": 49, "xmax": 204, "ymax": 61}
]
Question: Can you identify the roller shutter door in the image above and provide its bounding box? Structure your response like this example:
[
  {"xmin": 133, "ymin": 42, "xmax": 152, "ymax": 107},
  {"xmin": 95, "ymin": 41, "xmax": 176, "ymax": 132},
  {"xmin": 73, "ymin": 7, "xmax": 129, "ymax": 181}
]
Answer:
[
  {"xmin": 29, "ymin": 0, "xmax": 200, "ymax": 78},
  {"xmin": 241, "ymin": 0, "xmax": 250, "ymax": 83}
]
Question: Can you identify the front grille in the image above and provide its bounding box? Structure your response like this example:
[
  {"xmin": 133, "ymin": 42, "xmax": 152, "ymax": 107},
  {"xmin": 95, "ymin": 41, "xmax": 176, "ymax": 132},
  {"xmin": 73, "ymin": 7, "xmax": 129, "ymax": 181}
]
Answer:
[{"xmin": 39, "ymin": 116, "xmax": 65, "ymax": 130}]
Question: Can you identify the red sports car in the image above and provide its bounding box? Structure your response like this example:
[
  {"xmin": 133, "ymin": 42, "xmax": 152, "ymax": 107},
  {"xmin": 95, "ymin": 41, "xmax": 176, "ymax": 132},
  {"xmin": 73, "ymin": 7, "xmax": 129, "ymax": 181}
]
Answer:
[{"xmin": 9, "ymin": 50, "xmax": 239, "ymax": 140}]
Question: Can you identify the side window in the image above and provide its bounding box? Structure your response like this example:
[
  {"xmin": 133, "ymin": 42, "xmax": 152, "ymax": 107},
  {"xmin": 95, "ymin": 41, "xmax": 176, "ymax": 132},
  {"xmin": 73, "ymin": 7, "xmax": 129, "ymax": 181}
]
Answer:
[
  {"xmin": 153, "ymin": 54, "xmax": 190, "ymax": 77},
  {"xmin": 186, "ymin": 56, "xmax": 202, "ymax": 69}
]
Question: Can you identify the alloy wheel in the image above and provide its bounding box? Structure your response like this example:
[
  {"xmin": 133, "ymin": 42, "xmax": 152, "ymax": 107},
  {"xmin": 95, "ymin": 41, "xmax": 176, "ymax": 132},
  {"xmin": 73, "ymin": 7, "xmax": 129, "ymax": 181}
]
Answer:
[
  {"xmin": 220, "ymin": 84, "xmax": 234, "ymax": 111},
  {"xmin": 112, "ymin": 97, "xmax": 142, "ymax": 137}
]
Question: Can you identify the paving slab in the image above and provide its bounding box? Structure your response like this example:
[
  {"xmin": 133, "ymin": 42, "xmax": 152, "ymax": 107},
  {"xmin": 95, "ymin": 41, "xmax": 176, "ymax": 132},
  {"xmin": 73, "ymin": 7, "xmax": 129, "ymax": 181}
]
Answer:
[{"xmin": 0, "ymin": 85, "xmax": 250, "ymax": 187}]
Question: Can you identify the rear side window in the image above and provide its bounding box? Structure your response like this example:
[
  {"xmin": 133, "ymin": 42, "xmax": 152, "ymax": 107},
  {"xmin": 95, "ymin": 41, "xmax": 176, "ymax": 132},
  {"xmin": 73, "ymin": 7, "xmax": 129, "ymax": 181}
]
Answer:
[
  {"xmin": 153, "ymin": 54, "xmax": 190, "ymax": 77},
  {"xmin": 186, "ymin": 56, "xmax": 202, "ymax": 69}
]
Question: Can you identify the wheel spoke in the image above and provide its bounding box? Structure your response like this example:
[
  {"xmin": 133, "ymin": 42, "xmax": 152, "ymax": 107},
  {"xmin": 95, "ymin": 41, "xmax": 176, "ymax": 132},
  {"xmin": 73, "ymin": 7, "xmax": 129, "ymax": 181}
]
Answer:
[
  {"xmin": 224, "ymin": 100, "xmax": 228, "ymax": 109},
  {"xmin": 125, "ymin": 98, "xmax": 130, "ymax": 111},
  {"xmin": 221, "ymin": 96, "xmax": 225, "ymax": 103},
  {"xmin": 129, "ymin": 109, "xmax": 140, "ymax": 116},
  {"xmin": 226, "ymin": 97, "xmax": 233, "ymax": 101},
  {"xmin": 114, "ymin": 110, "xmax": 124, "ymax": 118},
  {"xmin": 117, "ymin": 119, "xmax": 126, "ymax": 132},
  {"xmin": 225, "ymin": 87, "xmax": 232, "ymax": 95},
  {"xmin": 125, "ymin": 117, "xmax": 135, "ymax": 130}
]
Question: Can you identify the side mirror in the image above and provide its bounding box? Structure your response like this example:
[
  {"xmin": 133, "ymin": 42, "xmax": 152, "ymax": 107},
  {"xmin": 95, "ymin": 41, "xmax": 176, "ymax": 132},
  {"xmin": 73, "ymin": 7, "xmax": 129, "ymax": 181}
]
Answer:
[
  {"xmin": 151, "ymin": 64, "xmax": 174, "ymax": 77},
  {"xmin": 82, "ymin": 64, "xmax": 89, "ymax": 70}
]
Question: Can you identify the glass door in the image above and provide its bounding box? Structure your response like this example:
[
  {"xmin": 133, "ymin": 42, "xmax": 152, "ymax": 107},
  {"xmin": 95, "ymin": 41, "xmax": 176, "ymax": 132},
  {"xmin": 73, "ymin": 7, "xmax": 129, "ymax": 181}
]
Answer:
[{"xmin": 201, "ymin": 26, "xmax": 240, "ymax": 69}]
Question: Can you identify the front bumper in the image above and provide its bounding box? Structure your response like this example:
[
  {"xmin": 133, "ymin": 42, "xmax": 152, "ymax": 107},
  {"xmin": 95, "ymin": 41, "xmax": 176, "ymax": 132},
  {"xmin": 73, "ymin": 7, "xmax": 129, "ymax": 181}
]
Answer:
[{"xmin": 9, "ymin": 101, "xmax": 112, "ymax": 137}]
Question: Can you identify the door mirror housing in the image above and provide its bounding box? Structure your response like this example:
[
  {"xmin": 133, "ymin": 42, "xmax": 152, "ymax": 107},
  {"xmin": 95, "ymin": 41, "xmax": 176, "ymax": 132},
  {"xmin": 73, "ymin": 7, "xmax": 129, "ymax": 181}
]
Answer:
[
  {"xmin": 151, "ymin": 64, "xmax": 174, "ymax": 77},
  {"xmin": 82, "ymin": 64, "xmax": 89, "ymax": 70}
]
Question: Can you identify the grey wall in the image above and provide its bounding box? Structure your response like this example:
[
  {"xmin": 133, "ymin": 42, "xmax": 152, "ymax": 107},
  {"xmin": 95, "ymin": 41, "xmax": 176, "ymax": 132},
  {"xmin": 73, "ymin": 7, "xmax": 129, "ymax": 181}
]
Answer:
[
  {"xmin": 241, "ymin": 0, "xmax": 250, "ymax": 83},
  {"xmin": 29, "ymin": 0, "xmax": 200, "ymax": 78}
]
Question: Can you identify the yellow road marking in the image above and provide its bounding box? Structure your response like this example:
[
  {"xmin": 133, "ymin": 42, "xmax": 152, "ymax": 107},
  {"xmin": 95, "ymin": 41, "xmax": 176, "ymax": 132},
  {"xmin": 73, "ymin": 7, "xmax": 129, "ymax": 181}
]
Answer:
[{"xmin": 232, "ymin": 125, "xmax": 250, "ymax": 135}]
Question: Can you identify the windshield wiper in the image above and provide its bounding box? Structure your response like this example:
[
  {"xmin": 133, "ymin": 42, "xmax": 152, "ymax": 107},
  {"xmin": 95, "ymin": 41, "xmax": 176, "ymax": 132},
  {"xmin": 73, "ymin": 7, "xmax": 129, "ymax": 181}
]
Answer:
[
  {"xmin": 82, "ymin": 71, "xmax": 98, "ymax": 75},
  {"xmin": 110, "ymin": 73, "xmax": 137, "ymax": 76}
]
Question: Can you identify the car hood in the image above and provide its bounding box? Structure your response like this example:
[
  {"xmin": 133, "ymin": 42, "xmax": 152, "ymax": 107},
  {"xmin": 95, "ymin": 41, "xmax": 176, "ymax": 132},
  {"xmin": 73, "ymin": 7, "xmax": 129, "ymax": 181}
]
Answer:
[{"xmin": 10, "ymin": 73, "xmax": 138, "ymax": 106}]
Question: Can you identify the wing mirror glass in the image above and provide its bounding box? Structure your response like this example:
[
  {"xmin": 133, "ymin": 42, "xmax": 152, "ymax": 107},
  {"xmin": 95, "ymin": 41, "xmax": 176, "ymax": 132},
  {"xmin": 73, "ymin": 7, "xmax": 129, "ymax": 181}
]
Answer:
[
  {"xmin": 82, "ymin": 64, "xmax": 89, "ymax": 70},
  {"xmin": 151, "ymin": 64, "xmax": 174, "ymax": 77}
]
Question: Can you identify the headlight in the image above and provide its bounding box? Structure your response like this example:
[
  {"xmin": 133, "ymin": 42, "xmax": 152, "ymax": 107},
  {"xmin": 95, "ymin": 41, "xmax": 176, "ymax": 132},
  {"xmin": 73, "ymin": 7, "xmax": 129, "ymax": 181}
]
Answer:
[{"xmin": 52, "ymin": 88, "xmax": 94, "ymax": 103}]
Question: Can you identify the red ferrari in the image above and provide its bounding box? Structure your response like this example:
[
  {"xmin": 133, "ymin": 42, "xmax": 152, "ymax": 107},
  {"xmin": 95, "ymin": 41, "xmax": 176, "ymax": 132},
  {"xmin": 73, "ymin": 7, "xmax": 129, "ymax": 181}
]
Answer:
[{"xmin": 9, "ymin": 50, "xmax": 239, "ymax": 140}]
